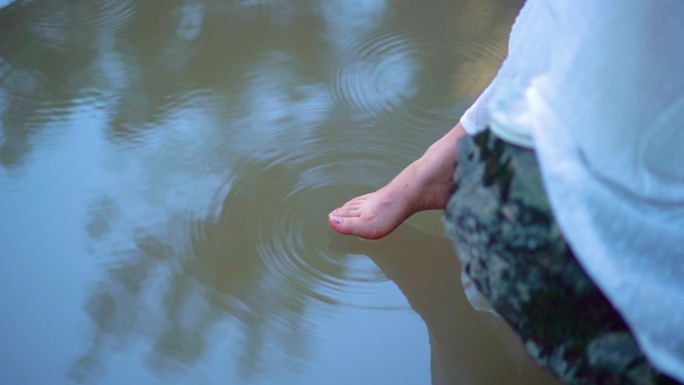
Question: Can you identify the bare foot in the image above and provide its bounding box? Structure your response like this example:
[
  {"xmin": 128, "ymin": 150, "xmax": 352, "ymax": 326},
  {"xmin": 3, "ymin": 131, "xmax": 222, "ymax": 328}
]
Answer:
[{"xmin": 328, "ymin": 123, "xmax": 467, "ymax": 239}]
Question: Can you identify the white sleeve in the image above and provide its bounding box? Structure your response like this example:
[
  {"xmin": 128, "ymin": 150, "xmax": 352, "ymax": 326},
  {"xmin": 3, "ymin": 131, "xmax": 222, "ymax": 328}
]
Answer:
[{"xmin": 459, "ymin": 80, "xmax": 497, "ymax": 136}]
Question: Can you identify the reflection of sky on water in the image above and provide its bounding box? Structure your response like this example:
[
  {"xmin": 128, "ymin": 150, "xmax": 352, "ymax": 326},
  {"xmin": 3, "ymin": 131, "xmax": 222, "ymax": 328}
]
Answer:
[
  {"xmin": 0, "ymin": 0, "xmax": 15, "ymax": 10},
  {"xmin": 0, "ymin": 1, "xmax": 542, "ymax": 384},
  {"xmin": 322, "ymin": 0, "xmax": 387, "ymax": 49}
]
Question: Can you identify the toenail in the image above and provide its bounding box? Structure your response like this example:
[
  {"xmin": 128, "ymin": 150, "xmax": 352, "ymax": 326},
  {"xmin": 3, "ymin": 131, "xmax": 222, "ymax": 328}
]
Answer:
[{"xmin": 330, "ymin": 215, "xmax": 342, "ymax": 225}]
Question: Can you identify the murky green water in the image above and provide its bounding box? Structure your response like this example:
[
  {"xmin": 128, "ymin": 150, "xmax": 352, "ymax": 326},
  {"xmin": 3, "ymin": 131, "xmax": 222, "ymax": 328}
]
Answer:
[{"xmin": 0, "ymin": 0, "xmax": 562, "ymax": 384}]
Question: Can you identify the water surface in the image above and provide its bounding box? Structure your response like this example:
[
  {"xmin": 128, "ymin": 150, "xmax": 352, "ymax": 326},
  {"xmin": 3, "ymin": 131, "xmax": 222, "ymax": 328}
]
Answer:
[{"xmin": 0, "ymin": 0, "xmax": 561, "ymax": 384}]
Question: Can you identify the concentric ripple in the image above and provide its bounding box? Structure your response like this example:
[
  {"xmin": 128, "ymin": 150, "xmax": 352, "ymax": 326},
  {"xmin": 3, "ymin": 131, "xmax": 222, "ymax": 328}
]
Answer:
[
  {"xmin": 230, "ymin": 0, "xmax": 296, "ymax": 24},
  {"xmin": 188, "ymin": 145, "xmax": 411, "ymax": 312},
  {"xmin": 23, "ymin": 0, "xmax": 137, "ymax": 50},
  {"xmin": 2, "ymin": 86, "xmax": 114, "ymax": 129},
  {"xmin": 329, "ymin": 34, "xmax": 426, "ymax": 118},
  {"xmin": 327, "ymin": 31, "xmax": 508, "ymax": 136},
  {"xmin": 255, "ymin": 159, "xmax": 409, "ymax": 311}
]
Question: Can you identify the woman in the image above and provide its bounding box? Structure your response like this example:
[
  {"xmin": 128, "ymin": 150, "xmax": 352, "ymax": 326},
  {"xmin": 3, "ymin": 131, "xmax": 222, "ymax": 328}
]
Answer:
[{"xmin": 329, "ymin": 1, "xmax": 684, "ymax": 384}]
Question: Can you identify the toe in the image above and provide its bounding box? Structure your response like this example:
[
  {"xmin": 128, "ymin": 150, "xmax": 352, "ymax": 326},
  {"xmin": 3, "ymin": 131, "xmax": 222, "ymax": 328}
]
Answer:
[
  {"xmin": 328, "ymin": 215, "xmax": 351, "ymax": 234},
  {"xmin": 349, "ymin": 195, "xmax": 369, "ymax": 204},
  {"xmin": 328, "ymin": 215, "xmax": 368, "ymax": 237},
  {"xmin": 342, "ymin": 201, "xmax": 362, "ymax": 209},
  {"xmin": 332, "ymin": 208, "xmax": 361, "ymax": 217},
  {"xmin": 328, "ymin": 213, "xmax": 383, "ymax": 239}
]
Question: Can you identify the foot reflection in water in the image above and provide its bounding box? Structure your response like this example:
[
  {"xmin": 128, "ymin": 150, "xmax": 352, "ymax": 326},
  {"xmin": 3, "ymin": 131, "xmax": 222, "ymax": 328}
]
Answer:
[{"xmin": 327, "ymin": 224, "xmax": 560, "ymax": 385}]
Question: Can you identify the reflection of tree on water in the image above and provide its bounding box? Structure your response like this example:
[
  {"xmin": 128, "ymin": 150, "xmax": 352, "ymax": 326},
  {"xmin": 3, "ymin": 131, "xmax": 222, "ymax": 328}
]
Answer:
[
  {"xmin": 329, "ymin": 226, "xmax": 560, "ymax": 385},
  {"xmin": 0, "ymin": 0, "xmax": 313, "ymax": 167},
  {"xmin": 0, "ymin": 0, "xmax": 524, "ymax": 382},
  {"xmin": 0, "ymin": 0, "xmax": 516, "ymax": 171},
  {"xmin": 72, "ymin": 168, "xmax": 317, "ymax": 381}
]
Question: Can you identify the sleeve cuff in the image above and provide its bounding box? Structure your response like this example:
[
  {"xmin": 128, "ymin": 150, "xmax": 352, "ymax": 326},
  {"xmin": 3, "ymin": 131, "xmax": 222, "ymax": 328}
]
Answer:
[{"xmin": 459, "ymin": 81, "xmax": 497, "ymax": 136}]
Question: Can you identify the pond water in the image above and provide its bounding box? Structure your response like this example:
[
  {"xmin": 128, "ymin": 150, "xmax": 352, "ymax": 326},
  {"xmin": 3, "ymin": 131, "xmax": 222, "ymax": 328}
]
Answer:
[{"xmin": 0, "ymin": 0, "xmax": 562, "ymax": 384}]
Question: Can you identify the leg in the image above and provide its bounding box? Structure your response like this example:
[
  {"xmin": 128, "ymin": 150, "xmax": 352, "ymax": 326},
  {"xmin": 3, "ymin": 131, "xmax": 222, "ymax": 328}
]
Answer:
[{"xmin": 328, "ymin": 122, "xmax": 468, "ymax": 239}]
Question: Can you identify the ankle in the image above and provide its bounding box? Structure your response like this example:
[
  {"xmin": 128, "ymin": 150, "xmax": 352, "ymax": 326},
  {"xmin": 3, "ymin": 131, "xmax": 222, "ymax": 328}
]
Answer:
[{"xmin": 412, "ymin": 154, "xmax": 454, "ymax": 210}]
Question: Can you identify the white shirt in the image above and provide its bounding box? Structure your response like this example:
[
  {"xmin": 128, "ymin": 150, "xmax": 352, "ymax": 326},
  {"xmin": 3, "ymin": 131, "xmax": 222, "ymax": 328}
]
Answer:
[{"xmin": 460, "ymin": 1, "xmax": 684, "ymax": 381}]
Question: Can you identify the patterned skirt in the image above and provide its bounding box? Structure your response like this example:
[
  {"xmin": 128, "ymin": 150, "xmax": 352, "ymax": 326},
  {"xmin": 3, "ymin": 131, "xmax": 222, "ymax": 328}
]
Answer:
[{"xmin": 443, "ymin": 131, "xmax": 680, "ymax": 385}]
